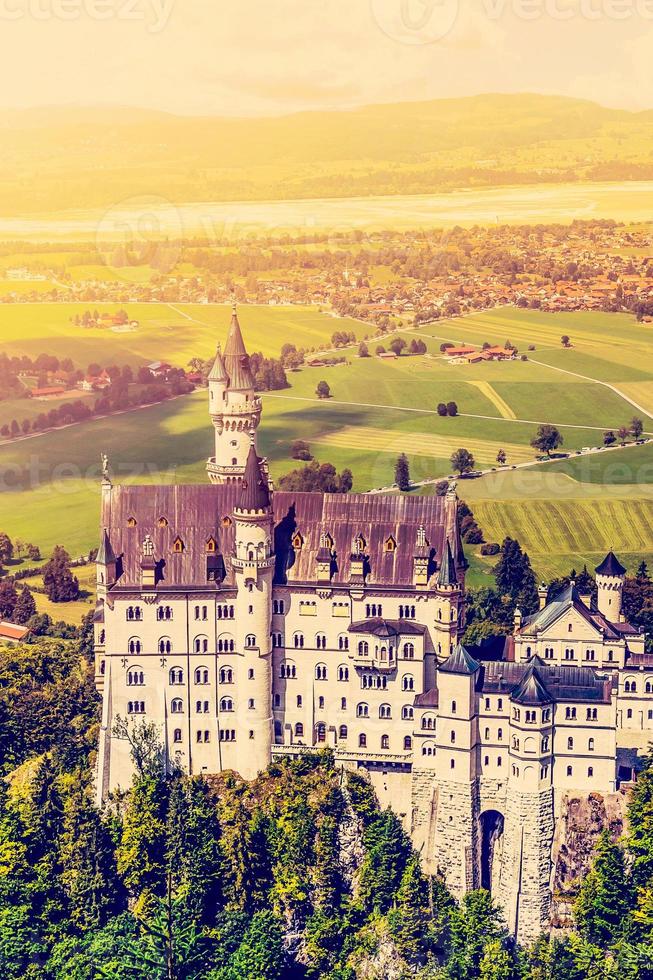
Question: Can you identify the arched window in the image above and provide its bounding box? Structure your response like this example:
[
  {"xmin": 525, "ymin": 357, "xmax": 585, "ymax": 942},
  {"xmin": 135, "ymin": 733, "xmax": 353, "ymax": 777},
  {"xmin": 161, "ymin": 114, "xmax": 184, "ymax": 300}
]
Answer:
[
  {"xmin": 173, "ymin": 729, "xmax": 182, "ymax": 743},
  {"xmin": 127, "ymin": 669, "xmax": 144, "ymax": 686},
  {"xmin": 194, "ymin": 636, "xmax": 209, "ymax": 654},
  {"xmin": 338, "ymin": 665, "xmax": 349, "ymax": 682},
  {"xmin": 381, "ymin": 735, "xmax": 390, "ymax": 749},
  {"xmin": 173, "ymin": 537, "xmax": 184, "ymax": 553},
  {"xmin": 402, "ymin": 674, "xmax": 414, "ymax": 692},
  {"xmin": 316, "ymin": 633, "xmax": 327, "ymax": 650},
  {"xmin": 451, "ymin": 700, "xmax": 457, "ymax": 714},
  {"xmin": 588, "ymin": 737, "xmax": 595, "ymax": 752},
  {"xmin": 245, "ymin": 634, "xmax": 257, "ymax": 648},
  {"xmin": 359, "ymin": 733, "xmax": 367, "ymax": 748},
  {"xmin": 217, "ymin": 635, "xmax": 235, "ymax": 653},
  {"xmin": 220, "ymin": 697, "xmax": 234, "ymax": 712},
  {"xmin": 169, "ymin": 667, "xmax": 184, "ymax": 685},
  {"xmin": 128, "ymin": 638, "xmax": 142, "ymax": 655},
  {"xmin": 402, "ymin": 705, "xmax": 414, "ymax": 720},
  {"xmin": 280, "ymin": 662, "xmax": 297, "ymax": 679},
  {"xmin": 404, "ymin": 736, "xmax": 412, "ymax": 750},
  {"xmin": 219, "ymin": 667, "xmax": 233, "ymax": 684},
  {"xmin": 315, "ymin": 663, "xmax": 328, "ymax": 681},
  {"xmin": 171, "ymin": 698, "xmax": 183, "ymax": 713},
  {"xmin": 339, "ymin": 724, "xmax": 348, "ymax": 739},
  {"xmin": 357, "ymin": 703, "xmax": 369, "ymax": 718},
  {"xmin": 294, "ymin": 632, "xmax": 304, "ymax": 649},
  {"xmin": 158, "ymin": 637, "xmax": 172, "ymax": 655},
  {"xmin": 379, "ymin": 704, "xmax": 391, "ymax": 719},
  {"xmin": 295, "ymin": 723, "xmax": 304, "ymax": 737},
  {"xmin": 316, "ymin": 723, "xmax": 326, "ymax": 744},
  {"xmin": 422, "ymin": 741, "xmax": 435, "ymax": 757},
  {"xmin": 403, "ymin": 642, "xmax": 415, "ymax": 659},
  {"xmin": 194, "ymin": 667, "xmax": 209, "ymax": 685},
  {"xmin": 358, "ymin": 640, "xmax": 369, "ymax": 656},
  {"xmin": 567, "ymin": 737, "xmax": 574, "ymax": 750},
  {"xmin": 338, "ymin": 634, "xmax": 349, "ymax": 651},
  {"xmin": 273, "ymin": 599, "xmax": 285, "ymax": 615}
]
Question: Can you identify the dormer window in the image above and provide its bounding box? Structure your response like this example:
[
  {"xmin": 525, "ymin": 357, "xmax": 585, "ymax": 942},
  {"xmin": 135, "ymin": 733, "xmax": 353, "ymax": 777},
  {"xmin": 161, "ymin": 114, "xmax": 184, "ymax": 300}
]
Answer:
[
  {"xmin": 355, "ymin": 534, "xmax": 366, "ymax": 553},
  {"xmin": 384, "ymin": 536, "xmax": 397, "ymax": 553},
  {"xmin": 292, "ymin": 532, "xmax": 304, "ymax": 550},
  {"xmin": 206, "ymin": 537, "xmax": 217, "ymax": 554},
  {"xmin": 323, "ymin": 532, "xmax": 334, "ymax": 551},
  {"xmin": 173, "ymin": 537, "xmax": 185, "ymax": 553},
  {"xmin": 222, "ymin": 516, "xmax": 232, "ymax": 528},
  {"xmin": 127, "ymin": 517, "xmax": 137, "ymax": 528},
  {"xmin": 158, "ymin": 517, "xmax": 169, "ymax": 528}
]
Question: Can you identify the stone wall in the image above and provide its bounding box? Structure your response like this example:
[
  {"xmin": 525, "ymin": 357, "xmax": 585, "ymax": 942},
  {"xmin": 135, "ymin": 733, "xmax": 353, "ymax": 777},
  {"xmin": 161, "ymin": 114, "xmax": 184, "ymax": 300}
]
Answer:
[
  {"xmin": 550, "ymin": 790, "xmax": 629, "ymax": 928},
  {"xmin": 430, "ymin": 777, "xmax": 480, "ymax": 897}
]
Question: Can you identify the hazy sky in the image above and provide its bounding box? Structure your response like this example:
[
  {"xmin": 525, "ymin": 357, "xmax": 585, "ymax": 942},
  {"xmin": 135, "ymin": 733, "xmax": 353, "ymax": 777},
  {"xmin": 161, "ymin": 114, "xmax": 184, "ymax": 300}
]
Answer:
[{"xmin": 0, "ymin": 0, "xmax": 652, "ymax": 115}]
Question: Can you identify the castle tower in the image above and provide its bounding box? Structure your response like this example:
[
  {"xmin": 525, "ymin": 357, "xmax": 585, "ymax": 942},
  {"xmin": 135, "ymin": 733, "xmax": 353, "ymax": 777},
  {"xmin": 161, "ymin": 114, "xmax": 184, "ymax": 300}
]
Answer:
[
  {"xmin": 434, "ymin": 539, "xmax": 464, "ymax": 662},
  {"xmin": 431, "ymin": 644, "xmax": 481, "ymax": 897},
  {"xmin": 207, "ymin": 306, "xmax": 263, "ymax": 485},
  {"xmin": 230, "ymin": 441, "xmax": 275, "ymax": 778},
  {"xmin": 497, "ymin": 659, "xmax": 554, "ymax": 943},
  {"xmin": 595, "ymin": 551, "xmax": 627, "ymax": 622}
]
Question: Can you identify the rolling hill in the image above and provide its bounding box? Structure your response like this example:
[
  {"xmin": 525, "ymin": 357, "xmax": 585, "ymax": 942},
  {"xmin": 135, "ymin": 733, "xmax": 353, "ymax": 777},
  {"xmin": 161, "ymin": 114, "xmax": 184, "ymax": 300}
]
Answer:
[{"xmin": 2, "ymin": 94, "xmax": 653, "ymax": 216}]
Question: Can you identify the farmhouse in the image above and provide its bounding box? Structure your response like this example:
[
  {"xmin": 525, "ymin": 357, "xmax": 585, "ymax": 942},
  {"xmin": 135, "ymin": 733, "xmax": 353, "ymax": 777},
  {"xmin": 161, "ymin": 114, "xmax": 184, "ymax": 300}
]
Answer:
[{"xmin": 0, "ymin": 621, "xmax": 31, "ymax": 645}]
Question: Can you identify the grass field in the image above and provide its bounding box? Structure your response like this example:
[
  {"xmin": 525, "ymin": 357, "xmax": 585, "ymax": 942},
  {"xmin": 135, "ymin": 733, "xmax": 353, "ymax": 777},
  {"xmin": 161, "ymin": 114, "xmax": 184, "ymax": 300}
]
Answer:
[
  {"xmin": 2, "ymin": 305, "xmax": 653, "ymax": 583},
  {"xmin": 0, "ymin": 302, "xmax": 365, "ymax": 367}
]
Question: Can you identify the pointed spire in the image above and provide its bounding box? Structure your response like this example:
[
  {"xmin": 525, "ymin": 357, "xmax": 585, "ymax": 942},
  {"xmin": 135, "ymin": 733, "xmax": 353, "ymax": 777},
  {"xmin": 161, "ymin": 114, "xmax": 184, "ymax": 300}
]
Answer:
[
  {"xmin": 454, "ymin": 518, "xmax": 469, "ymax": 570},
  {"xmin": 222, "ymin": 305, "xmax": 255, "ymax": 390},
  {"xmin": 238, "ymin": 442, "xmax": 271, "ymax": 511},
  {"xmin": 224, "ymin": 304, "xmax": 248, "ymax": 358},
  {"xmin": 208, "ymin": 343, "xmax": 227, "ymax": 383},
  {"xmin": 96, "ymin": 529, "xmax": 116, "ymax": 565},
  {"xmin": 438, "ymin": 540, "xmax": 458, "ymax": 587}
]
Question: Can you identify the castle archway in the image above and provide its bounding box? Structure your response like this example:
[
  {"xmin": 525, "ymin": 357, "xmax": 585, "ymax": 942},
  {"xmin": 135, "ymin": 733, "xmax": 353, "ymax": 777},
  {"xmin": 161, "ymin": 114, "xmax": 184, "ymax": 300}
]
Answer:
[{"xmin": 480, "ymin": 809, "xmax": 505, "ymax": 893}]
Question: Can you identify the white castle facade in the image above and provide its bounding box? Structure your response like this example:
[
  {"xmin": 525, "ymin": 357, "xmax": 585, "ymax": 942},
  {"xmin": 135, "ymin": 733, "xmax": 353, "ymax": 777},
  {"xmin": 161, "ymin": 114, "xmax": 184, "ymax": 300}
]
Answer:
[{"xmin": 95, "ymin": 310, "xmax": 653, "ymax": 942}]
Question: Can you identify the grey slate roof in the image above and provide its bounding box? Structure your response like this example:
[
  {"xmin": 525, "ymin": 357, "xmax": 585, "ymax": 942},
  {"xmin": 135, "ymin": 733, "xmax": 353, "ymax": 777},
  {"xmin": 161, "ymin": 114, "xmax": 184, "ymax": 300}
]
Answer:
[
  {"xmin": 223, "ymin": 309, "xmax": 256, "ymax": 390},
  {"xmin": 479, "ymin": 660, "xmax": 614, "ymax": 703},
  {"xmin": 238, "ymin": 444, "xmax": 271, "ymax": 512},
  {"xmin": 510, "ymin": 660, "xmax": 553, "ymax": 705},
  {"xmin": 348, "ymin": 618, "xmax": 426, "ymax": 637},
  {"xmin": 96, "ymin": 529, "xmax": 116, "ymax": 565},
  {"xmin": 101, "ymin": 483, "xmax": 460, "ymax": 590},
  {"xmin": 439, "ymin": 644, "xmax": 481, "ymax": 675},
  {"xmin": 595, "ymin": 551, "xmax": 627, "ymax": 577},
  {"xmin": 519, "ymin": 581, "xmax": 630, "ymax": 639},
  {"xmin": 437, "ymin": 540, "xmax": 458, "ymax": 587}
]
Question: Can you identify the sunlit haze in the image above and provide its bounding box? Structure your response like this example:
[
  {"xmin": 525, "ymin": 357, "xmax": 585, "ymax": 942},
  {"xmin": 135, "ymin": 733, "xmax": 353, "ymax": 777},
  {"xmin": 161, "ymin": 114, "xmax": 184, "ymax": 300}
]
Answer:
[{"xmin": 0, "ymin": 0, "xmax": 652, "ymax": 116}]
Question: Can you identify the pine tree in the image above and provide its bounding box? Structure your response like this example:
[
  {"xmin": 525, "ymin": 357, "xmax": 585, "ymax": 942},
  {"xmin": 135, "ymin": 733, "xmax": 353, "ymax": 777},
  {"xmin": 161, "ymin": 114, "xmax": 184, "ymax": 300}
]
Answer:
[
  {"xmin": 444, "ymin": 890, "xmax": 508, "ymax": 980},
  {"xmin": 494, "ymin": 537, "xmax": 538, "ymax": 614},
  {"xmin": 395, "ymin": 453, "xmax": 411, "ymax": 492},
  {"xmin": 389, "ymin": 856, "xmax": 430, "ymax": 965},
  {"xmin": 116, "ymin": 774, "xmax": 169, "ymax": 899},
  {"xmin": 12, "ymin": 586, "xmax": 36, "ymax": 625},
  {"xmin": 574, "ymin": 830, "xmax": 633, "ymax": 948},
  {"xmin": 0, "ymin": 579, "xmax": 18, "ymax": 620},
  {"xmin": 58, "ymin": 782, "xmax": 126, "ymax": 930},
  {"xmin": 165, "ymin": 778, "xmax": 224, "ymax": 927}
]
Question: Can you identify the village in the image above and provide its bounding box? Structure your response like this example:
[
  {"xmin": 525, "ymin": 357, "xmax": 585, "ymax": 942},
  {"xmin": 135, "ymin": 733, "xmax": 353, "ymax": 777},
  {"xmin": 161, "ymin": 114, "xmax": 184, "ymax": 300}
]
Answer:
[{"xmin": 3, "ymin": 220, "xmax": 653, "ymax": 333}]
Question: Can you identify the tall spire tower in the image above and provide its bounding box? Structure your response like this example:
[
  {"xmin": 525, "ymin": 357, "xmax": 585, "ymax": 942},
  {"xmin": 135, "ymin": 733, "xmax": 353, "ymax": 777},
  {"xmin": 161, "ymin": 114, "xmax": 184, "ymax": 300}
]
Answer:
[{"xmin": 207, "ymin": 305, "xmax": 263, "ymax": 484}]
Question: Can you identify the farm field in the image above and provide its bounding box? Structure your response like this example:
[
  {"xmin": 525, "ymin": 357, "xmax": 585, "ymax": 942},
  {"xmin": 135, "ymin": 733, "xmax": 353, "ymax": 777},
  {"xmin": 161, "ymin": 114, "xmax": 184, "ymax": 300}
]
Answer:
[
  {"xmin": 460, "ymin": 470, "xmax": 653, "ymax": 581},
  {"xmin": 0, "ymin": 302, "xmax": 365, "ymax": 366},
  {"xmin": 2, "ymin": 305, "xmax": 653, "ymax": 581}
]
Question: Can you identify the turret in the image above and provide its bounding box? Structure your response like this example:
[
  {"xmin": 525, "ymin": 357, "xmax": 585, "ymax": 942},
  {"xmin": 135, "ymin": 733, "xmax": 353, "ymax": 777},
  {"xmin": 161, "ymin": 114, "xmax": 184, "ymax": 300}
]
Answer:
[
  {"xmin": 96, "ymin": 528, "xmax": 116, "ymax": 599},
  {"xmin": 595, "ymin": 551, "xmax": 626, "ymax": 621},
  {"xmin": 207, "ymin": 306, "xmax": 263, "ymax": 485},
  {"xmin": 230, "ymin": 441, "xmax": 275, "ymax": 778}
]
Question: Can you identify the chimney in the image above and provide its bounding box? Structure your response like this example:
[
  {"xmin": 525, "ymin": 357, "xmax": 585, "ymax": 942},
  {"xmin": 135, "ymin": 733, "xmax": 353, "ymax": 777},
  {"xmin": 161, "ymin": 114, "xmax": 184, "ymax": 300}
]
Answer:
[{"xmin": 538, "ymin": 583, "xmax": 548, "ymax": 610}]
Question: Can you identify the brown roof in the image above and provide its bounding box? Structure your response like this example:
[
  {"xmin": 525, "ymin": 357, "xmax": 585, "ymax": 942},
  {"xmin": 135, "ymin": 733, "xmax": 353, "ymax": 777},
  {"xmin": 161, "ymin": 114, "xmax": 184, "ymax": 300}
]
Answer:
[
  {"xmin": 102, "ymin": 484, "xmax": 458, "ymax": 590},
  {"xmin": 0, "ymin": 621, "xmax": 30, "ymax": 641}
]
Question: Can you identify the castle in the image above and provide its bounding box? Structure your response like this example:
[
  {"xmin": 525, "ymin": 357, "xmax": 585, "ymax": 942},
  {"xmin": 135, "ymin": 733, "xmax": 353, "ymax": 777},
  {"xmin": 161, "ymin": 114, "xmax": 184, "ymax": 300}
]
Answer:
[{"xmin": 95, "ymin": 309, "xmax": 652, "ymax": 942}]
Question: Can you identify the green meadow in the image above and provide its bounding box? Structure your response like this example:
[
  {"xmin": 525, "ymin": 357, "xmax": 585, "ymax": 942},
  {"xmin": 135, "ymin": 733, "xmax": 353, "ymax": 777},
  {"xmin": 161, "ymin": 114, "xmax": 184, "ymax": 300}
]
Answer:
[{"xmin": 2, "ymin": 304, "xmax": 653, "ymax": 583}]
